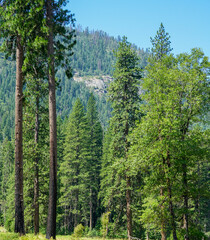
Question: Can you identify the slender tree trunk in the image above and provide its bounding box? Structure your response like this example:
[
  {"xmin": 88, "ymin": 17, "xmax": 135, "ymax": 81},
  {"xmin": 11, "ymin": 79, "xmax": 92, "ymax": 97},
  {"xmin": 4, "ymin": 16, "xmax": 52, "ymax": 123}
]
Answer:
[
  {"xmin": 166, "ymin": 156, "xmax": 177, "ymax": 240},
  {"xmin": 74, "ymin": 195, "xmax": 78, "ymax": 228},
  {"xmin": 34, "ymin": 96, "xmax": 39, "ymax": 235},
  {"xmin": 46, "ymin": 0, "xmax": 57, "ymax": 239},
  {"xmin": 160, "ymin": 187, "xmax": 166, "ymax": 240},
  {"xmin": 89, "ymin": 187, "xmax": 93, "ymax": 231},
  {"xmin": 183, "ymin": 163, "xmax": 189, "ymax": 240},
  {"xmin": 126, "ymin": 175, "xmax": 132, "ymax": 240},
  {"xmin": 14, "ymin": 34, "xmax": 25, "ymax": 236},
  {"xmin": 146, "ymin": 231, "xmax": 149, "ymax": 240}
]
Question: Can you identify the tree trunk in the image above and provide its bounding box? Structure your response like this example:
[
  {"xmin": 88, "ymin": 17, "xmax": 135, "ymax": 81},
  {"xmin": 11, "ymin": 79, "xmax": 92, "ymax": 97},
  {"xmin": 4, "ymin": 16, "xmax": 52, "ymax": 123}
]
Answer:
[
  {"xmin": 14, "ymin": 34, "xmax": 25, "ymax": 236},
  {"xmin": 166, "ymin": 154, "xmax": 177, "ymax": 240},
  {"xmin": 126, "ymin": 175, "xmax": 132, "ymax": 240},
  {"xmin": 34, "ymin": 96, "xmax": 39, "ymax": 235},
  {"xmin": 183, "ymin": 163, "xmax": 189, "ymax": 240},
  {"xmin": 46, "ymin": 0, "xmax": 57, "ymax": 239},
  {"xmin": 89, "ymin": 187, "xmax": 93, "ymax": 231},
  {"xmin": 160, "ymin": 187, "xmax": 166, "ymax": 240}
]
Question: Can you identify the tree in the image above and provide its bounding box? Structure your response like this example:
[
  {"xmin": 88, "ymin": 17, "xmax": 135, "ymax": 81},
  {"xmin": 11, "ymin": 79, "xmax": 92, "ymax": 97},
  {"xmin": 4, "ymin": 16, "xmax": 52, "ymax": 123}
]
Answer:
[
  {"xmin": 150, "ymin": 23, "xmax": 172, "ymax": 60},
  {"xmin": 129, "ymin": 49, "xmax": 210, "ymax": 240},
  {"xmin": 45, "ymin": 0, "xmax": 75, "ymax": 238},
  {"xmin": 101, "ymin": 36, "xmax": 141, "ymax": 239},
  {"xmin": 60, "ymin": 99, "xmax": 90, "ymax": 233},
  {"xmin": 0, "ymin": 1, "xmax": 42, "ymax": 235},
  {"xmin": 86, "ymin": 93, "xmax": 103, "ymax": 230},
  {"xmin": 45, "ymin": 0, "xmax": 57, "ymax": 238}
]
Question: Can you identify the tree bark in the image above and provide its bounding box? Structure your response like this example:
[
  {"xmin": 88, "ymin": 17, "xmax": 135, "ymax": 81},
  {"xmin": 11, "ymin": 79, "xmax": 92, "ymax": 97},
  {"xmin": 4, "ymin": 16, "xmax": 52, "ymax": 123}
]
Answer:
[
  {"xmin": 166, "ymin": 155, "xmax": 177, "ymax": 240},
  {"xmin": 14, "ymin": 34, "xmax": 25, "ymax": 236},
  {"xmin": 89, "ymin": 187, "xmax": 93, "ymax": 231},
  {"xmin": 34, "ymin": 96, "xmax": 39, "ymax": 235},
  {"xmin": 46, "ymin": 0, "xmax": 57, "ymax": 239},
  {"xmin": 126, "ymin": 175, "xmax": 132, "ymax": 240},
  {"xmin": 183, "ymin": 163, "xmax": 189, "ymax": 240},
  {"xmin": 160, "ymin": 187, "xmax": 166, "ymax": 240}
]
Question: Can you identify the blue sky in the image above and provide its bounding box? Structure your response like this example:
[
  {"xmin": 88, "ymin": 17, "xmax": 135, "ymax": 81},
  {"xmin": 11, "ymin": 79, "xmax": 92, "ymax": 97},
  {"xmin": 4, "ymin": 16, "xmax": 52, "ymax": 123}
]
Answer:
[{"xmin": 67, "ymin": 0, "xmax": 210, "ymax": 58}]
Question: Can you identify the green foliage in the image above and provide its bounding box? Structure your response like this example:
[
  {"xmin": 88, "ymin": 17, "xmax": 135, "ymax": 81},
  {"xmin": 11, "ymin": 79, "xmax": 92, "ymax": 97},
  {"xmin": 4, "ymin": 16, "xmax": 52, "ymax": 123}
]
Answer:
[
  {"xmin": 72, "ymin": 224, "xmax": 85, "ymax": 238},
  {"xmin": 59, "ymin": 99, "xmax": 91, "ymax": 232},
  {"xmin": 0, "ymin": 232, "xmax": 18, "ymax": 240},
  {"xmin": 100, "ymin": 212, "xmax": 110, "ymax": 238},
  {"xmin": 129, "ymin": 43, "xmax": 210, "ymax": 237},
  {"xmin": 100, "ymin": 36, "xmax": 142, "ymax": 235},
  {"xmin": 150, "ymin": 23, "xmax": 172, "ymax": 60},
  {"xmin": 0, "ymin": 138, "xmax": 14, "ymax": 229}
]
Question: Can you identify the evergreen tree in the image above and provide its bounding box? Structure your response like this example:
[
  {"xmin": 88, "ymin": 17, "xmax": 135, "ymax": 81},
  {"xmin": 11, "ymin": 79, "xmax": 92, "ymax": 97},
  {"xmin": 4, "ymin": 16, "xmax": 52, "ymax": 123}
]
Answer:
[
  {"xmin": 86, "ymin": 93, "xmax": 103, "ymax": 230},
  {"xmin": 0, "ymin": 0, "xmax": 45, "ymax": 234},
  {"xmin": 100, "ymin": 36, "xmax": 141, "ymax": 239},
  {"xmin": 150, "ymin": 23, "xmax": 172, "ymax": 60},
  {"xmin": 0, "ymin": 138, "xmax": 14, "ymax": 227},
  {"xmin": 59, "ymin": 99, "xmax": 90, "ymax": 233}
]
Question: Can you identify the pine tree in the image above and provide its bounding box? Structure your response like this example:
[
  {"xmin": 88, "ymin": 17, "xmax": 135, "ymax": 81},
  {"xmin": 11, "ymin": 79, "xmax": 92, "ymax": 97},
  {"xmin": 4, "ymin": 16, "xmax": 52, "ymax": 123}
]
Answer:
[
  {"xmin": 150, "ymin": 23, "xmax": 172, "ymax": 60},
  {"xmin": 60, "ymin": 99, "xmax": 90, "ymax": 233},
  {"xmin": 0, "ymin": 138, "xmax": 14, "ymax": 227},
  {"xmin": 0, "ymin": 1, "xmax": 44, "ymax": 234},
  {"xmin": 101, "ymin": 36, "xmax": 141, "ymax": 239},
  {"xmin": 86, "ymin": 93, "xmax": 103, "ymax": 230}
]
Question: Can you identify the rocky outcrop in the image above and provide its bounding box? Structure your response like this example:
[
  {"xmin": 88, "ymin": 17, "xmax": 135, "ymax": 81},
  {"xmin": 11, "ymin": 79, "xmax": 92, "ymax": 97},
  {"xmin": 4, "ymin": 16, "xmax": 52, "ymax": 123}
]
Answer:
[{"xmin": 73, "ymin": 75, "xmax": 113, "ymax": 95}]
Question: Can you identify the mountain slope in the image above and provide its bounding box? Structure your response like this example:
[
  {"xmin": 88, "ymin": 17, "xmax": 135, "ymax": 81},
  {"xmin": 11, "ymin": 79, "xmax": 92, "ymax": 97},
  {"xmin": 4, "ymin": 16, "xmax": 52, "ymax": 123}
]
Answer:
[{"xmin": 0, "ymin": 27, "xmax": 150, "ymax": 139}]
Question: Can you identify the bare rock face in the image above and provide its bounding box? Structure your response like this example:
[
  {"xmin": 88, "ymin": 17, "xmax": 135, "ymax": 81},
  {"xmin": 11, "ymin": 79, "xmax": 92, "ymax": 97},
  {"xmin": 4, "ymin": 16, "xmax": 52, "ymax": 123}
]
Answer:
[{"xmin": 73, "ymin": 75, "xmax": 113, "ymax": 95}]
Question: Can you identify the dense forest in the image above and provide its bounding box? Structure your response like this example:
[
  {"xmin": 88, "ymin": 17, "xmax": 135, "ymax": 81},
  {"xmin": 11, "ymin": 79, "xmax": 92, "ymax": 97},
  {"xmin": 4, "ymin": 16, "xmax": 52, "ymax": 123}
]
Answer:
[
  {"xmin": 0, "ymin": 27, "xmax": 149, "ymax": 140},
  {"xmin": 0, "ymin": 1, "xmax": 209, "ymax": 240}
]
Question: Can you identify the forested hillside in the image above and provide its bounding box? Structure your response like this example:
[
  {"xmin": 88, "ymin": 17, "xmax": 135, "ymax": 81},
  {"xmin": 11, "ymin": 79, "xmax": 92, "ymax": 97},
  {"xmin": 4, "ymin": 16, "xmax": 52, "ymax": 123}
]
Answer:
[
  {"xmin": 0, "ymin": 19, "xmax": 209, "ymax": 240},
  {"xmin": 0, "ymin": 27, "xmax": 149, "ymax": 140}
]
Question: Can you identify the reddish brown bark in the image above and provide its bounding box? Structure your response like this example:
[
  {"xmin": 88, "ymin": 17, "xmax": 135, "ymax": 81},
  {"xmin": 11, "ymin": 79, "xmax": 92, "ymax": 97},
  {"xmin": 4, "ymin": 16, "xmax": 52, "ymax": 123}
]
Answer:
[
  {"xmin": 46, "ymin": 0, "xmax": 57, "ymax": 239},
  {"xmin": 14, "ymin": 35, "xmax": 25, "ymax": 236},
  {"xmin": 126, "ymin": 175, "xmax": 132, "ymax": 240},
  {"xmin": 34, "ymin": 97, "xmax": 39, "ymax": 235}
]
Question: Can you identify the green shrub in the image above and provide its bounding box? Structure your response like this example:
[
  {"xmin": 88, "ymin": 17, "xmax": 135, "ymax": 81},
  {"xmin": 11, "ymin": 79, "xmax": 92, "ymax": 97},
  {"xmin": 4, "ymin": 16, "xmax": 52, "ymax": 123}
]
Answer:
[
  {"xmin": 72, "ymin": 223, "xmax": 85, "ymax": 238},
  {"xmin": 87, "ymin": 228, "xmax": 101, "ymax": 237},
  {"xmin": 101, "ymin": 212, "xmax": 110, "ymax": 238},
  {"xmin": 0, "ymin": 232, "xmax": 19, "ymax": 240}
]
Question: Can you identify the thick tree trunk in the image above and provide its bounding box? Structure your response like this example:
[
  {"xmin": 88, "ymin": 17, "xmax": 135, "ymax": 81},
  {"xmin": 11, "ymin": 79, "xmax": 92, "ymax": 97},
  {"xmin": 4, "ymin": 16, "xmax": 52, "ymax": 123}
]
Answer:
[
  {"xmin": 34, "ymin": 97, "xmax": 39, "ymax": 235},
  {"xmin": 183, "ymin": 163, "xmax": 189, "ymax": 240},
  {"xmin": 126, "ymin": 175, "xmax": 132, "ymax": 240},
  {"xmin": 46, "ymin": 0, "xmax": 57, "ymax": 239},
  {"xmin": 14, "ymin": 35, "xmax": 25, "ymax": 236}
]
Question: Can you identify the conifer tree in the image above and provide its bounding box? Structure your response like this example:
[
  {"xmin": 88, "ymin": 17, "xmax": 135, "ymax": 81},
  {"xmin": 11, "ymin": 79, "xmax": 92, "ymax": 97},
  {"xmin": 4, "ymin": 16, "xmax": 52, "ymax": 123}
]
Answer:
[
  {"xmin": 101, "ymin": 36, "xmax": 141, "ymax": 240},
  {"xmin": 0, "ymin": 1, "xmax": 45, "ymax": 234},
  {"xmin": 150, "ymin": 23, "xmax": 172, "ymax": 60},
  {"xmin": 86, "ymin": 93, "xmax": 103, "ymax": 230},
  {"xmin": 60, "ymin": 99, "xmax": 90, "ymax": 232}
]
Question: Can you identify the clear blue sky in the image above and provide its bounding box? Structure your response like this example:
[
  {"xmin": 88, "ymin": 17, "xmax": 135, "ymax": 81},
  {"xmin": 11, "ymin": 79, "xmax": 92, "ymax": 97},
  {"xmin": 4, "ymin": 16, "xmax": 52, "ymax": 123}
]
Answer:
[{"xmin": 67, "ymin": 0, "xmax": 210, "ymax": 58}]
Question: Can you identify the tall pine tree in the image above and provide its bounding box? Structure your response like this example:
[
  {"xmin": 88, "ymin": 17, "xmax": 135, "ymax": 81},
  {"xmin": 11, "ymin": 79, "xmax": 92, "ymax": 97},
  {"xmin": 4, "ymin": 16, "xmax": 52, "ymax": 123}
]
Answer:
[{"xmin": 101, "ymin": 36, "xmax": 141, "ymax": 239}]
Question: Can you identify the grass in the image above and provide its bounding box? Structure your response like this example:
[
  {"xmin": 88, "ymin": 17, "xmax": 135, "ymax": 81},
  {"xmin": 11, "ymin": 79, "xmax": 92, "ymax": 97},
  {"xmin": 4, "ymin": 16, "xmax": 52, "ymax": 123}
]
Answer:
[{"xmin": 0, "ymin": 227, "xmax": 124, "ymax": 240}]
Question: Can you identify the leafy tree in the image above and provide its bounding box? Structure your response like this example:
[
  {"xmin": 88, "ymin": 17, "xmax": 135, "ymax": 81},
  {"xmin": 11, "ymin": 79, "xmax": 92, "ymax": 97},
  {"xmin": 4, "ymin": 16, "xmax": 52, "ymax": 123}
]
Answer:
[{"xmin": 129, "ymin": 49, "xmax": 210, "ymax": 240}]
